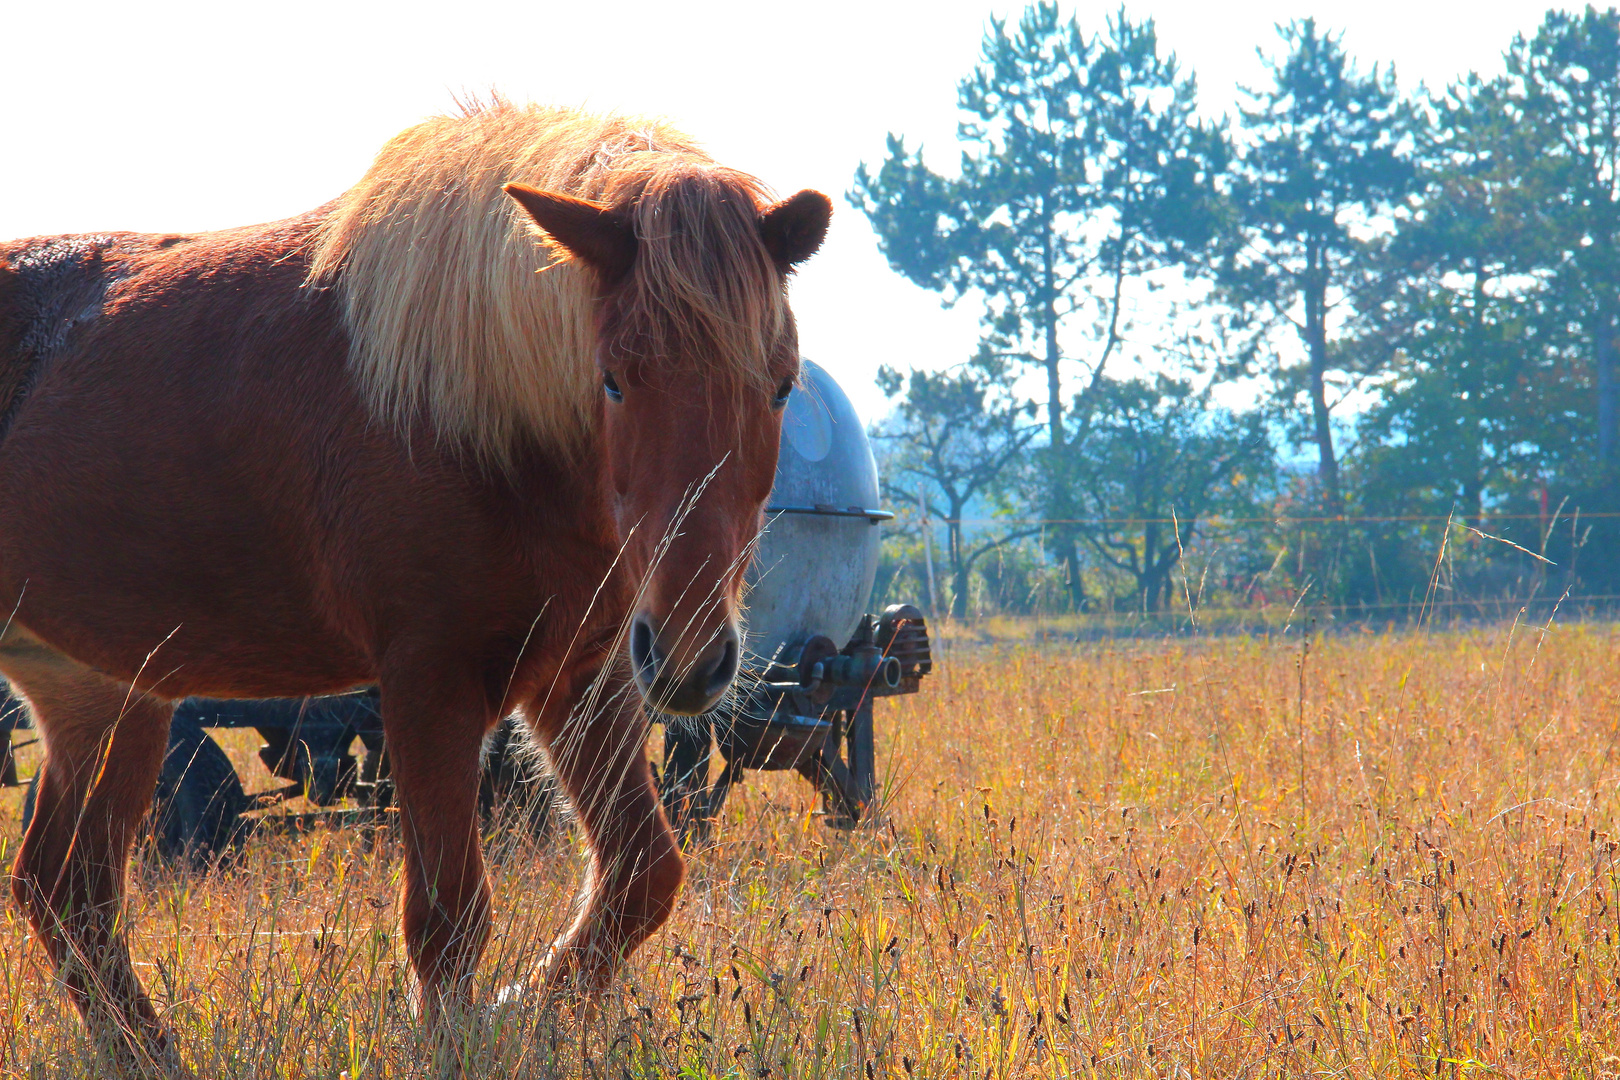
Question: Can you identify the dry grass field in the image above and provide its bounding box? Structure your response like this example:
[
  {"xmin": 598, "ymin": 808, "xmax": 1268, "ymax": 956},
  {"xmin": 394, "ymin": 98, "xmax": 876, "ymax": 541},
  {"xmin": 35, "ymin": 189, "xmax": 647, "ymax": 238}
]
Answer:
[{"xmin": 3, "ymin": 620, "xmax": 1620, "ymax": 1078}]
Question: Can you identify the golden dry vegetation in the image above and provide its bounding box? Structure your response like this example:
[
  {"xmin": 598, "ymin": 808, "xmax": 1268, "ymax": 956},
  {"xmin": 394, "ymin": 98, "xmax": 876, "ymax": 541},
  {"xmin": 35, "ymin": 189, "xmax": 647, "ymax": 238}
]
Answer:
[{"xmin": 3, "ymin": 621, "xmax": 1620, "ymax": 1078}]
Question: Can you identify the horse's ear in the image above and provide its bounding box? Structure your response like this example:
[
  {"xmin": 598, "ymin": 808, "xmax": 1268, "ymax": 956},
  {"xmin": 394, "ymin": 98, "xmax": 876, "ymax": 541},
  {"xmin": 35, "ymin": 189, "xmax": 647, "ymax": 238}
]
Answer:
[
  {"xmin": 759, "ymin": 190, "xmax": 832, "ymax": 270},
  {"xmin": 504, "ymin": 183, "xmax": 637, "ymax": 286}
]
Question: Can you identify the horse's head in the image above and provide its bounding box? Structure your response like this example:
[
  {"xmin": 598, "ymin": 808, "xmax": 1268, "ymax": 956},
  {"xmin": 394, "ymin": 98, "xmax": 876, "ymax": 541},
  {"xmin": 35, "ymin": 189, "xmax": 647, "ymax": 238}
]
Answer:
[{"xmin": 506, "ymin": 174, "xmax": 830, "ymax": 715}]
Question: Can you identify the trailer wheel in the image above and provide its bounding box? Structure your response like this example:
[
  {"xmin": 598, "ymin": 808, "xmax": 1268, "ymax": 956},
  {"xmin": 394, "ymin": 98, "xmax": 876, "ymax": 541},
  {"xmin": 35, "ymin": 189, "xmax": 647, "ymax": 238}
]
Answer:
[
  {"xmin": 479, "ymin": 716, "xmax": 554, "ymax": 841},
  {"xmin": 19, "ymin": 716, "xmax": 247, "ymax": 863},
  {"xmin": 150, "ymin": 713, "xmax": 248, "ymax": 864}
]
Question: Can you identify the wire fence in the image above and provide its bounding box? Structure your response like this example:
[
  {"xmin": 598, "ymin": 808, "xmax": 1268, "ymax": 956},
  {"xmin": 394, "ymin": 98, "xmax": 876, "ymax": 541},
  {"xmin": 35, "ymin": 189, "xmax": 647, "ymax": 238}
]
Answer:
[{"xmin": 901, "ymin": 512, "xmax": 1615, "ymax": 527}]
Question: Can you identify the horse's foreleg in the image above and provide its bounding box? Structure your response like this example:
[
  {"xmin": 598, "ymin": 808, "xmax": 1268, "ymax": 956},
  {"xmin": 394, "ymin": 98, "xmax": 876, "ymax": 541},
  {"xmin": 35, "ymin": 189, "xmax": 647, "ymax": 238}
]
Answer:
[
  {"xmin": 534, "ymin": 674, "xmax": 683, "ymax": 991},
  {"xmin": 4, "ymin": 645, "xmax": 175, "ymax": 1072},
  {"xmin": 379, "ymin": 668, "xmax": 493, "ymax": 1022}
]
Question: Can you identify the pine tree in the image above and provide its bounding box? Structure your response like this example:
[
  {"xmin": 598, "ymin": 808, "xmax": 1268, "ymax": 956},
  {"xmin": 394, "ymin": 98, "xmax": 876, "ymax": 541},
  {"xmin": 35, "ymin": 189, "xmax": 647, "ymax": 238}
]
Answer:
[
  {"xmin": 1219, "ymin": 19, "xmax": 1418, "ymax": 523},
  {"xmin": 851, "ymin": 3, "xmax": 1223, "ymax": 608}
]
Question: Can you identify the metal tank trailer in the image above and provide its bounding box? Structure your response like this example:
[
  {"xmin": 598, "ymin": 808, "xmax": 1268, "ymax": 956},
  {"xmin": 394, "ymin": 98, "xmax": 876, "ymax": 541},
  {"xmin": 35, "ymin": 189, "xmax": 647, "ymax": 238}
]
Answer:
[{"xmin": 0, "ymin": 360, "xmax": 931, "ymax": 855}]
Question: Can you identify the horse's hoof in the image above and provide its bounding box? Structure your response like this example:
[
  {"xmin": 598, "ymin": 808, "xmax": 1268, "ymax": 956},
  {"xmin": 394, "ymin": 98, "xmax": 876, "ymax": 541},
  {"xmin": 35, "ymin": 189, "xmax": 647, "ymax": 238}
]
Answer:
[
  {"xmin": 494, "ymin": 980, "xmax": 529, "ymax": 1006},
  {"xmin": 539, "ymin": 939, "xmax": 617, "ymax": 1000}
]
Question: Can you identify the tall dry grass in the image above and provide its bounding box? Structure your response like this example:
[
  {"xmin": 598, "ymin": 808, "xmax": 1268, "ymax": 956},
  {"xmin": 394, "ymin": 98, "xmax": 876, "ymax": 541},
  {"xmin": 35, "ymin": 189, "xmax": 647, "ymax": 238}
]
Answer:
[{"xmin": 3, "ymin": 621, "xmax": 1619, "ymax": 1077}]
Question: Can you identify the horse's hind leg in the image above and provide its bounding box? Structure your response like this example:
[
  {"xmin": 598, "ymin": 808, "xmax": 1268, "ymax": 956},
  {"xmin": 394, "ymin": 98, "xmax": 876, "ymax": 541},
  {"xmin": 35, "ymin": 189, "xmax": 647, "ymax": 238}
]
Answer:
[
  {"xmin": 533, "ymin": 671, "xmax": 683, "ymax": 991},
  {"xmin": 4, "ymin": 637, "xmax": 176, "ymax": 1071}
]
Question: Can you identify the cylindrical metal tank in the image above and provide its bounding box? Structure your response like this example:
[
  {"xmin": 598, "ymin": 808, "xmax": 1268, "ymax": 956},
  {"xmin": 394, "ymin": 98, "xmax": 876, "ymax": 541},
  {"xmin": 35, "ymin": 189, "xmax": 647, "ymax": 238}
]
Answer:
[{"xmin": 742, "ymin": 359, "xmax": 886, "ymax": 665}]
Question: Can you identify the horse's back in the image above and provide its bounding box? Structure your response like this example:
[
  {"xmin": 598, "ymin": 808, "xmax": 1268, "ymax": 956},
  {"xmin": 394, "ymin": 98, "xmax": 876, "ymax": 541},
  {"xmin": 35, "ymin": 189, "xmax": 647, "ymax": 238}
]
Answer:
[{"xmin": 0, "ymin": 215, "xmax": 383, "ymax": 693}]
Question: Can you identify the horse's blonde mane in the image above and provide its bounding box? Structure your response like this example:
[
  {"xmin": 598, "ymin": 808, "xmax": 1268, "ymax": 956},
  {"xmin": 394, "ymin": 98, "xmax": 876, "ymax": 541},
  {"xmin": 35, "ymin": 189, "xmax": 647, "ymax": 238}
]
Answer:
[{"xmin": 307, "ymin": 101, "xmax": 787, "ymax": 468}]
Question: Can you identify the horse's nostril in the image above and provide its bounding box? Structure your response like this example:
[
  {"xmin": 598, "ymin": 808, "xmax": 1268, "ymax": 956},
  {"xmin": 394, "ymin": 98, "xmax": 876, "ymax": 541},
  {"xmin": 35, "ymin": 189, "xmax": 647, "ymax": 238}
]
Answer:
[
  {"xmin": 630, "ymin": 618, "xmax": 737, "ymax": 713},
  {"xmin": 631, "ymin": 616, "xmax": 661, "ymax": 683},
  {"xmin": 703, "ymin": 633, "xmax": 740, "ymax": 697}
]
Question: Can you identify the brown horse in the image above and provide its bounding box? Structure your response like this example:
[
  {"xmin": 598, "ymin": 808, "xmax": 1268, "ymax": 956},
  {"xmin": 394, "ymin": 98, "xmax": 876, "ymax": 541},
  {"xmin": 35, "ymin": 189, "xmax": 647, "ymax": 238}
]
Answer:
[{"xmin": 0, "ymin": 101, "xmax": 829, "ymax": 1068}]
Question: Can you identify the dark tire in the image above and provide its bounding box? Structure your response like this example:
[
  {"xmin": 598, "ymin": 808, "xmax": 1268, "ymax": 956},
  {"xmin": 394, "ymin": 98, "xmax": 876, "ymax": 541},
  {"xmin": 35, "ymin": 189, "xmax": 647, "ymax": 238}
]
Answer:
[
  {"xmin": 844, "ymin": 702, "xmax": 877, "ymax": 819},
  {"xmin": 150, "ymin": 713, "xmax": 248, "ymax": 865},
  {"xmin": 20, "ymin": 716, "xmax": 248, "ymax": 863},
  {"xmin": 479, "ymin": 716, "xmax": 554, "ymax": 841}
]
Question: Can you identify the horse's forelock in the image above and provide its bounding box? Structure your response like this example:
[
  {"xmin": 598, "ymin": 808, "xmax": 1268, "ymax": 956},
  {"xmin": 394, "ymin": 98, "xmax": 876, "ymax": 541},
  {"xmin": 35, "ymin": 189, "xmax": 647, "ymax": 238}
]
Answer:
[{"xmin": 612, "ymin": 164, "xmax": 788, "ymax": 396}]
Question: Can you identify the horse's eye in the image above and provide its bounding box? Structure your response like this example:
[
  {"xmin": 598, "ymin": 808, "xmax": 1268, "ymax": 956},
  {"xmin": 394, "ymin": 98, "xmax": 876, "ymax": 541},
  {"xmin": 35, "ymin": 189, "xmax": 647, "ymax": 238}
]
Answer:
[
  {"xmin": 603, "ymin": 371, "xmax": 624, "ymax": 403},
  {"xmin": 772, "ymin": 377, "xmax": 794, "ymax": 410}
]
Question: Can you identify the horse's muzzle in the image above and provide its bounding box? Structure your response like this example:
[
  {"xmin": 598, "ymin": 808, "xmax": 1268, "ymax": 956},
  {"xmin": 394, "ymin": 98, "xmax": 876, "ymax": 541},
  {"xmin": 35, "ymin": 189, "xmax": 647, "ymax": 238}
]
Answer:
[{"xmin": 630, "ymin": 614, "xmax": 740, "ymax": 716}]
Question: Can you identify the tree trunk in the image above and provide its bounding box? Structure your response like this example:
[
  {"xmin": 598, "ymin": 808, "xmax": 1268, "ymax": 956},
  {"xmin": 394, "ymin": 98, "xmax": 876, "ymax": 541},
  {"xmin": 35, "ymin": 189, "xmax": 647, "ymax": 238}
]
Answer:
[
  {"xmin": 1598, "ymin": 305, "xmax": 1617, "ymax": 478},
  {"xmin": 1462, "ymin": 478, "xmax": 1483, "ymax": 530},
  {"xmin": 1061, "ymin": 538, "xmax": 1087, "ymax": 612},
  {"xmin": 1303, "ymin": 253, "xmax": 1342, "ymax": 518},
  {"xmin": 1042, "ymin": 213, "xmax": 1083, "ymax": 611},
  {"xmin": 947, "ymin": 515, "xmax": 968, "ymax": 620},
  {"xmin": 1464, "ymin": 270, "xmax": 1488, "ymax": 530},
  {"xmin": 1043, "ymin": 221, "xmax": 1063, "ymax": 450},
  {"xmin": 1140, "ymin": 519, "xmax": 1159, "ymax": 612},
  {"xmin": 1147, "ymin": 544, "xmax": 1185, "ymax": 616}
]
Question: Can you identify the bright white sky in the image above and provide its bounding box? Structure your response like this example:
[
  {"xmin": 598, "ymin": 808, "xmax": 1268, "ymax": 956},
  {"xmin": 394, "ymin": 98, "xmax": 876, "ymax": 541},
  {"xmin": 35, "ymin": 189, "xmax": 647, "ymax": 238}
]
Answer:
[{"xmin": 4, "ymin": 0, "xmax": 1549, "ymax": 423}]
